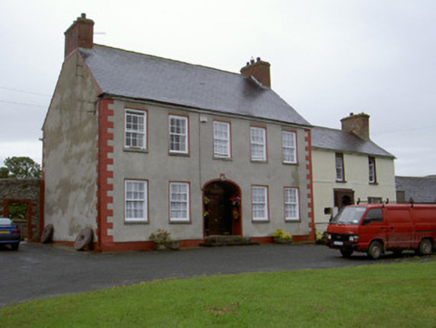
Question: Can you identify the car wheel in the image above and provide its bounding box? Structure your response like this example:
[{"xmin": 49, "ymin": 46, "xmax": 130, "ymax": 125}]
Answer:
[
  {"xmin": 11, "ymin": 243, "xmax": 19, "ymax": 251},
  {"xmin": 340, "ymin": 249, "xmax": 353, "ymax": 258},
  {"xmin": 367, "ymin": 241, "xmax": 382, "ymax": 260},
  {"xmin": 418, "ymin": 239, "xmax": 433, "ymax": 256}
]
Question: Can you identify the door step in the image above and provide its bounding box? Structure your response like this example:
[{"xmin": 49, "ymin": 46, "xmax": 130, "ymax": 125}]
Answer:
[{"xmin": 200, "ymin": 235, "xmax": 260, "ymax": 247}]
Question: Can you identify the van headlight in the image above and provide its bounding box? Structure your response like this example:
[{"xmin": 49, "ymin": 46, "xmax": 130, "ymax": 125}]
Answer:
[
  {"xmin": 349, "ymin": 235, "xmax": 359, "ymax": 242},
  {"xmin": 327, "ymin": 234, "xmax": 332, "ymax": 240}
]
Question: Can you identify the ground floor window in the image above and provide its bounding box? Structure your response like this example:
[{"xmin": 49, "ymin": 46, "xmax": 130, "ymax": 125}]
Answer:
[
  {"xmin": 284, "ymin": 187, "xmax": 299, "ymax": 221},
  {"xmin": 252, "ymin": 186, "xmax": 269, "ymax": 222},
  {"xmin": 125, "ymin": 180, "xmax": 148, "ymax": 222},
  {"xmin": 169, "ymin": 182, "xmax": 190, "ymax": 222}
]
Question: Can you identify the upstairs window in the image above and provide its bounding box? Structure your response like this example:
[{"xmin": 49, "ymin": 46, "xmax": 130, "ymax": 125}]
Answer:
[
  {"xmin": 335, "ymin": 153, "xmax": 345, "ymax": 182},
  {"xmin": 125, "ymin": 109, "xmax": 146, "ymax": 149},
  {"xmin": 282, "ymin": 131, "xmax": 297, "ymax": 164},
  {"xmin": 252, "ymin": 186, "xmax": 269, "ymax": 221},
  {"xmin": 368, "ymin": 156, "xmax": 377, "ymax": 184},
  {"xmin": 125, "ymin": 180, "xmax": 148, "ymax": 222},
  {"xmin": 213, "ymin": 121, "xmax": 231, "ymax": 158},
  {"xmin": 250, "ymin": 127, "xmax": 266, "ymax": 161},
  {"xmin": 169, "ymin": 182, "xmax": 190, "ymax": 222},
  {"xmin": 169, "ymin": 115, "xmax": 188, "ymax": 154},
  {"xmin": 284, "ymin": 187, "xmax": 299, "ymax": 221}
]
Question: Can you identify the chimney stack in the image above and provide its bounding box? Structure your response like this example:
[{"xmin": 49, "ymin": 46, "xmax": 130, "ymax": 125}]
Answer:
[
  {"xmin": 64, "ymin": 13, "xmax": 94, "ymax": 59},
  {"xmin": 341, "ymin": 112, "xmax": 370, "ymax": 141},
  {"xmin": 240, "ymin": 57, "xmax": 271, "ymax": 87}
]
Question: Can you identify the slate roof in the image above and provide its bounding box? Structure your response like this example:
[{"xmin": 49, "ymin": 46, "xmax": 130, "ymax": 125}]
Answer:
[
  {"xmin": 79, "ymin": 45, "xmax": 310, "ymax": 126},
  {"xmin": 311, "ymin": 126, "xmax": 394, "ymax": 158},
  {"xmin": 395, "ymin": 176, "xmax": 436, "ymax": 203}
]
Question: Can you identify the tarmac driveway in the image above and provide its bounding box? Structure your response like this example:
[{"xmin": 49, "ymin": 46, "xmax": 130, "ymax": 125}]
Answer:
[{"xmin": 1, "ymin": 242, "xmax": 434, "ymax": 307}]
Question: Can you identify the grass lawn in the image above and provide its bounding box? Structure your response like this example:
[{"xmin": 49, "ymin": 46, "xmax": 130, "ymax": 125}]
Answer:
[{"xmin": 1, "ymin": 261, "xmax": 435, "ymax": 327}]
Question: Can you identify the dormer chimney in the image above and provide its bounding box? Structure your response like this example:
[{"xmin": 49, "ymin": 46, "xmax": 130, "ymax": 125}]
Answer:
[
  {"xmin": 341, "ymin": 112, "xmax": 370, "ymax": 141},
  {"xmin": 240, "ymin": 57, "xmax": 271, "ymax": 87},
  {"xmin": 64, "ymin": 13, "xmax": 94, "ymax": 59}
]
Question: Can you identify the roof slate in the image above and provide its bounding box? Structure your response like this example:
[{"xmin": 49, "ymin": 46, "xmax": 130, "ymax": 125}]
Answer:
[
  {"xmin": 396, "ymin": 176, "xmax": 436, "ymax": 203},
  {"xmin": 79, "ymin": 45, "xmax": 310, "ymax": 126},
  {"xmin": 311, "ymin": 126, "xmax": 394, "ymax": 158}
]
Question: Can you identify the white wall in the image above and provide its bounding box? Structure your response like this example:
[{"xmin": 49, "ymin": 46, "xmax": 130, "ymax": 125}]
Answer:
[{"xmin": 312, "ymin": 149, "xmax": 396, "ymax": 232}]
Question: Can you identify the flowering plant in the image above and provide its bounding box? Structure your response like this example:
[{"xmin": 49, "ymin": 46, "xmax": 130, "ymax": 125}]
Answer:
[{"xmin": 149, "ymin": 229, "xmax": 171, "ymax": 243}]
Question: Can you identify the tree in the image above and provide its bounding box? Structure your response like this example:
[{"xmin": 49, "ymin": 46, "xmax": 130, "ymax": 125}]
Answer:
[
  {"xmin": 1, "ymin": 157, "xmax": 41, "ymax": 179},
  {"xmin": 0, "ymin": 167, "xmax": 8, "ymax": 178}
]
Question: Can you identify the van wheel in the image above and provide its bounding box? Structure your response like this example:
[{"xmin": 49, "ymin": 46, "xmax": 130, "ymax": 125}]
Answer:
[
  {"xmin": 367, "ymin": 241, "xmax": 382, "ymax": 260},
  {"xmin": 418, "ymin": 239, "xmax": 433, "ymax": 256},
  {"xmin": 340, "ymin": 249, "xmax": 353, "ymax": 258}
]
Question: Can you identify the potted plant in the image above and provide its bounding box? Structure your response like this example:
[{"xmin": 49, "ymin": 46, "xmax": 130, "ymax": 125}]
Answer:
[
  {"xmin": 149, "ymin": 229, "xmax": 180, "ymax": 251},
  {"xmin": 272, "ymin": 229, "xmax": 293, "ymax": 244}
]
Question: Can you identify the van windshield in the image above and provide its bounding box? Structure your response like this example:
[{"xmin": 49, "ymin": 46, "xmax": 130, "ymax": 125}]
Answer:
[{"xmin": 332, "ymin": 206, "xmax": 366, "ymax": 225}]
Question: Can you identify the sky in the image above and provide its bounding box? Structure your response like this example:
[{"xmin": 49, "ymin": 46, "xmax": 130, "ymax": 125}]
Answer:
[{"xmin": 0, "ymin": 0, "xmax": 435, "ymax": 177}]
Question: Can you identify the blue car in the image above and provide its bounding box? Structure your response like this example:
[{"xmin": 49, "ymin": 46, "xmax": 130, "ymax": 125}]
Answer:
[{"xmin": 0, "ymin": 218, "xmax": 21, "ymax": 250}]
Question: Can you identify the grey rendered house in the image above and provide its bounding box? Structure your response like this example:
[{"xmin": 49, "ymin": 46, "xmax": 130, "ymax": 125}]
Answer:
[
  {"xmin": 311, "ymin": 113, "xmax": 396, "ymax": 232},
  {"xmin": 396, "ymin": 176, "xmax": 436, "ymax": 204},
  {"xmin": 42, "ymin": 14, "xmax": 315, "ymax": 251}
]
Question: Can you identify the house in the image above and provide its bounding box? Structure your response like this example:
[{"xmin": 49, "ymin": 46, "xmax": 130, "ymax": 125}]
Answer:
[
  {"xmin": 42, "ymin": 14, "xmax": 315, "ymax": 251},
  {"xmin": 311, "ymin": 113, "xmax": 396, "ymax": 232},
  {"xmin": 396, "ymin": 176, "xmax": 436, "ymax": 204}
]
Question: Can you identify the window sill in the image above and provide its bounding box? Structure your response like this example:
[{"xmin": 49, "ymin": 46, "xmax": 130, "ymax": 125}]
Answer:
[
  {"xmin": 251, "ymin": 160, "xmax": 268, "ymax": 164},
  {"xmin": 369, "ymin": 182, "xmax": 378, "ymax": 186},
  {"xmin": 213, "ymin": 156, "xmax": 232, "ymax": 161},
  {"xmin": 285, "ymin": 219, "xmax": 301, "ymax": 223},
  {"xmin": 252, "ymin": 219, "xmax": 270, "ymax": 223},
  {"xmin": 124, "ymin": 220, "xmax": 149, "ymax": 224},
  {"xmin": 169, "ymin": 220, "xmax": 191, "ymax": 224},
  {"xmin": 335, "ymin": 180, "xmax": 347, "ymax": 184},
  {"xmin": 169, "ymin": 152, "xmax": 190, "ymax": 157},
  {"xmin": 124, "ymin": 147, "xmax": 148, "ymax": 154},
  {"xmin": 283, "ymin": 161, "xmax": 298, "ymax": 165}
]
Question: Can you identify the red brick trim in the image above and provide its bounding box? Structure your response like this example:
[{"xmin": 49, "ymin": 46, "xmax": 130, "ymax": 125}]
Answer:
[
  {"xmin": 304, "ymin": 129, "xmax": 315, "ymax": 242},
  {"xmin": 97, "ymin": 98, "xmax": 115, "ymax": 251}
]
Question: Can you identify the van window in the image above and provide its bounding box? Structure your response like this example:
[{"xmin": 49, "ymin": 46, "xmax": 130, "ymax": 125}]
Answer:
[
  {"xmin": 363, "ymin": 209, "xmax": 383, "ymax": 224},
  {"xmin": 332, "ymin": 206, "xmax": 366, "ymax": 225}
]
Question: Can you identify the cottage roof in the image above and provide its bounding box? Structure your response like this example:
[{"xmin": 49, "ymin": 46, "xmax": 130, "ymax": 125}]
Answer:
[
  {"xmin": 396, "ymin": 176, "xmax": 436, "ymax": 203},
  {"xmin": 311, "ymin": 126, "xmax": 394, "ymax": 158},
  {"xmin": 78, "ymin": 45, "xmax": 310, "ymax": 126}
]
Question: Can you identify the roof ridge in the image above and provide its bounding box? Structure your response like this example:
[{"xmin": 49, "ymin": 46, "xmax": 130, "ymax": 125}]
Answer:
[{"xmin": 88, "ymin": 43, "xmax": 243, "ymax": 78}]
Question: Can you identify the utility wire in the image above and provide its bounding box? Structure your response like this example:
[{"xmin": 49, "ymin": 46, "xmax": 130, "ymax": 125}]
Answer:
[
  {"xmin": 0, "ymin": 86, "xmax": 51, "ymax": 97},
  {"xmin": 372, "ymin": 125, "xmax": 436, "ymax": 135},
  {"xmin": 0, "ymin": 99, "xmax": 47, "ymax": 108}
]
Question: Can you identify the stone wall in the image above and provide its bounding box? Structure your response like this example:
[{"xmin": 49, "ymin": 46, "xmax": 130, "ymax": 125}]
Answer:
[{"xmin": 0, "ymin": 179, "xmax": 43, "ymax": 241}]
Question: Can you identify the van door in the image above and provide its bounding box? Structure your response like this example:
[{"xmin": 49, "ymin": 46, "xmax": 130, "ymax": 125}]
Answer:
[
  {"xmin": 384, "ymin": 208, "xmax": 414, "ymax": 249},
  {"xmin": 359, "ymin": 208, "xmax": 385, "ymax": 249}
]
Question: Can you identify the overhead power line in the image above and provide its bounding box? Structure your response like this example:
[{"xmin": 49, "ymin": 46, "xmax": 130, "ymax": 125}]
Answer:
[
  {"xmin": 0, "ymin": 99, "xmax": 47, "ymax": 108},
  {"xmin": 0, "ymin": 86, "xmax": 51, "ymax": 97},
  {"xmin": 372, "ymin": 125, "xmax": 436, "ymax": 135}
]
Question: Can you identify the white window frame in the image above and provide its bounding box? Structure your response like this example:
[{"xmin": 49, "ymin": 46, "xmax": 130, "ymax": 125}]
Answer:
[
  {"xmin": 282, "ymin": 131, "xmax": 297, "ymax": 164},
  {"xmin": 250, "ymin": 127, "xmax": 266, "ymax": 161},
  {"xmin": 213, "ymin": 121, "xmax": 231, "ymax": 158},
  {"xmin": 125, "ymin": 109, "xmax": 146, "ymax": 149},
  {"xmin": 252, "ymin": 186, "xmax": 269, "ymax": 222},
  {"xmin": 125, "ymin": 180, "xmax": 148, "ymax": 222},
  {"xmin": 169, "ymin": 182, "xmax": 190, "ymax": 222},
  {"xmin": 336, "ymin": 153, "xmax": 345, "ymax": 182},
  {"xmin": 368, "ymin": 157, "xmax": 376, "ymax": 183},
  {"xmin": 169, "ymin": 115, "xmax": 188, "ymax": 154},
  {"xmin": 284, "ymin": 187, "xmax": 300, "ymax": 221}
]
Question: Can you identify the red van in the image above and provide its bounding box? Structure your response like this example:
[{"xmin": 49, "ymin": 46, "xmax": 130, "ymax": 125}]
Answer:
[{"xmin": 326, "ymin": 204, "xmax": 436, "ymax": 259}]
